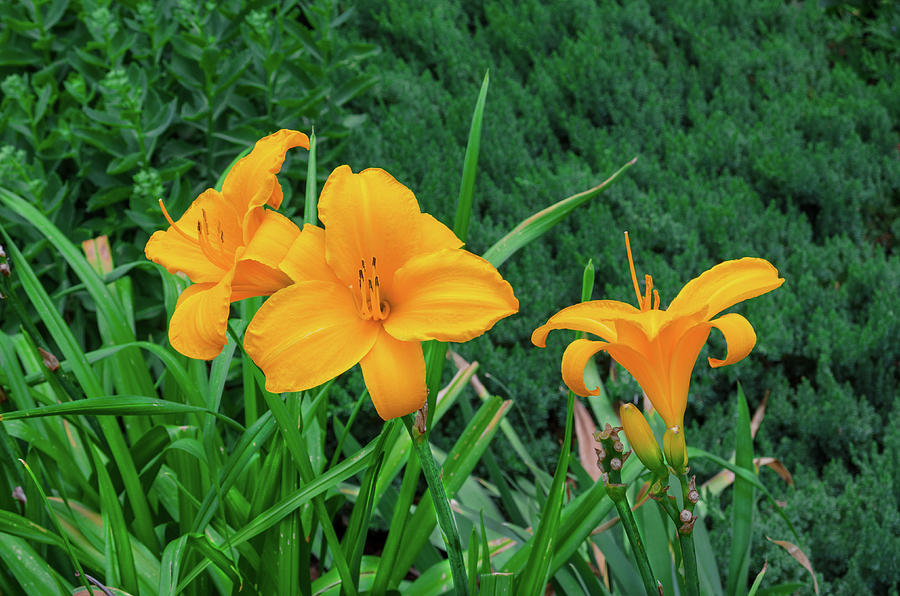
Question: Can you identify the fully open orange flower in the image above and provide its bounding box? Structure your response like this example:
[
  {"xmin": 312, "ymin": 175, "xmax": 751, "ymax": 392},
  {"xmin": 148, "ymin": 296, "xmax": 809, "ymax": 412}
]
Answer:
[
  {"xmin": 245, "ymin": 166, "xmax": 518, "ymax": 419},
  {"xmin": 532, "ymin": 234, "xmax": 784, "ymax": 429},
  {"xmin": 145, "ymin": 129, "xmax": 309, "ymax": 359}
]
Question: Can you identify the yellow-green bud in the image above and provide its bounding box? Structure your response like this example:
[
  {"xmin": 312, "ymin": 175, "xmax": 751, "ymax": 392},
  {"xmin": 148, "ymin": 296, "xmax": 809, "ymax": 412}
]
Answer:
[
  {"xmin": 663, "ymin": 425, "xmax": 688, "ymax": 475},
  {"xmin": 619, "ymin": 404, "xmax": 666, "ymax": 477}
]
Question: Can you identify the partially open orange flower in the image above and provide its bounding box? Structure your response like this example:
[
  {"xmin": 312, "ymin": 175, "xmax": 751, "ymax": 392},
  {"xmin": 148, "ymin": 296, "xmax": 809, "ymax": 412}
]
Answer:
[
  {"xmin": 245, "ymin": 166, "xmax": 518, "ymax": 419},
  {"xmin": 532, "ymin": 234, "xmax": 784, "ymax": 429},
  {"xmin": 145, "ymin": 129, "xmax": 309, "ymax": 359}
]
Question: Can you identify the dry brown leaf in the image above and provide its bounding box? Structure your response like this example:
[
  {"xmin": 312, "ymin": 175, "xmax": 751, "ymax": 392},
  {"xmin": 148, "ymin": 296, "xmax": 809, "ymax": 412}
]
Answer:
[
  {"xmin": 701, "ymin": 457, "xmax": 793, "ymax": 495},
  {"xmin": 767, "ymin": 536, "xmax": 819, "ymax": 594},
  {"xmin": 448, "ymin": 349, "xmax": 489, "ymax": 398},
  {"xmin": 591, "ymin": 541, "xmax": 610, "ymax": 590},
  {"xmin": 574, "ymin": 400, "xmax": 602, "ymax": 481},
  {"xmin": 750, "ymin": 391, "xmax": 769, "ymax": 438}
]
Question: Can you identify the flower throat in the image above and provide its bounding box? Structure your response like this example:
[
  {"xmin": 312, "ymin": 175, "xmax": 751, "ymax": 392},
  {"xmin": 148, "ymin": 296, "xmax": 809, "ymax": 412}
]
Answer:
[
  {"xmin": 159, "ymin": 199, "xmax": 232, "ymax": 270},
  {"xmin": 355, "ymin": 256, "xmax": 390, "ymax": 321}
]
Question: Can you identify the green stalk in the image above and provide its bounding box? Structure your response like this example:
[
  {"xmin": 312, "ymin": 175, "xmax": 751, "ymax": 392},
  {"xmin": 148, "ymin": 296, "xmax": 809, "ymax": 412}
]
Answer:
[
  {"xmin": 678, "ymin": 474, "xmax": 700, "ymax": 596},
  {"xmin": 403, "ymin": 414, "xmax": 469, "ymax": 595},
  {"xmin": 613, "ymin": 499, "xmax": 658, "ymax": 596}
]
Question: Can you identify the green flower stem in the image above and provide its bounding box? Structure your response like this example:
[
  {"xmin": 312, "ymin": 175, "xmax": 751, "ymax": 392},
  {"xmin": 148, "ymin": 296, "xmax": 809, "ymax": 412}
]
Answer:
[
  {"xmin": 403, "ymin": 414, "xmax": 469, "ymax": 596},
  {"xmin": 678, "ymin": 474, "xmax": 700, "ymax": 596},
  {"xmin": 613, "ymin": 496, "xmax": 659, "ymax": 596}
]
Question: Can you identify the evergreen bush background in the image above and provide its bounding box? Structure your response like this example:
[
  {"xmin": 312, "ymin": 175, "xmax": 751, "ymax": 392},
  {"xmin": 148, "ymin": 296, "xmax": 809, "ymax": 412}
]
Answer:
[
  {"xmin": 1, "ymin": 0, "xmax": 897, "ymax": 593},
  {"xmin": 337, "ymin": 1, "xmax": 900, "ymax": 593}
]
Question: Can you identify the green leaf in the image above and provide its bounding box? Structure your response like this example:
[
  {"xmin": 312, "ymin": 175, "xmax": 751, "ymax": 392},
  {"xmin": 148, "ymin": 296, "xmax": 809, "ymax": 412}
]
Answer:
[
  {"xmin": 0, "ymin": 395, "xmax": 240, "ymax": 428},
  {"xmin": 482, "ymin": 157, "xmax": 637, "ymax": 268},
  {"xmin": 389, "ymin": 395, "xmax": 510, "ymax": 586},
  {"xmin": 727, "ymin": 383, "xmax": 755, "ymax": 596},
  {"xmin": 0, "ymin": 533, "xmax": 71, "ymax": 593}
]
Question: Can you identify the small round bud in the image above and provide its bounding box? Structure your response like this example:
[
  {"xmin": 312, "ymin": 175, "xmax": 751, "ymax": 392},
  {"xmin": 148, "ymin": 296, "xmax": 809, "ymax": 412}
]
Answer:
[
  {"xmin": 0, "ymin": 262, "xmax": 10, "ymax": 277},
  {"xmin": 613, "ymin": 440, "xmax": 624, "ymax": 453},
  {"xmin": 688, "ymin": 489, "xmax": 700, "ymax": 504},
  {"xmin": 619, "ymin": 404, "xmax": 667, "ymax": 477},
  {"xmin": 663, "ymin": 425, "xmax": 688, "ymax": 475},
  {"xmin": 610, "ymin": 458, "xmax": 622, "ymax": 471},
  {"xmin": 679, "ymin": 509, "xmax": 692, "ymax": 523}
]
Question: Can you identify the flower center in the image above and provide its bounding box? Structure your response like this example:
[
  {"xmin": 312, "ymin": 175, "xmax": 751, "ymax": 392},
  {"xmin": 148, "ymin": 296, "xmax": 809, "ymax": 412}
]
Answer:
[
  {"xmin": 624, "ymin": 232, "xmax": 660, "ymax": 312},
  {"xmin": 353, "ymin": 256, "xmax": 390, "ymax": 321},
  {"xmin": 159, "ymin": 199, "xmax": 233, "ymax": 270}
]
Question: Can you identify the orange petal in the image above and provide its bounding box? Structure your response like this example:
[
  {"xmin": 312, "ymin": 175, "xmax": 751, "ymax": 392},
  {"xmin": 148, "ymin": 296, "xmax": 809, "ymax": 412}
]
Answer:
[
  {"xmin": 707, "ymin": 312, "xmax": 757, "ymax": 368},
  {"xmin": 667, "ymin": 257, "xmax": 785, "ymax": 319},
  {"xmin": 384, "ymin": 249, "xmax": 518, "ymax": 342},
  {"xmin": 145, "ymin": 189, "xmax": 241, "ymax": 281},
  {"xmin": 359, "ymin": 328, "xmax": 426, "ymax": 420},
  {"xmin": 168, "ymin": 273, "xmax": 235, "ymax": 360},
  {"xmin": 604, "ymin": 342, "xmax": 676, "ymax": 427},
  {"xmin": 664, "ymin": 322, "xmax": 712, "ymax": 428},
  {"xmin": 240, "ymin": 209, "xmax": 301, "ymax": 267},
  {"xmin": 317, "ymin": 166, "xmax": 461, "ymax": 290},
  {"xmin": 559, "ymin": 338, "xmax": 611, "ymax": 396},
  {"xmin": 531, "ymin": 300, "xmax": 639, "ymax": 347},
  {"xmin": 222, "ymin": 129, "xmax": 310, "ymax": 213},
  {"xmin": 244, "ymin": 280, "xmax": 379, "ymax": 393},
  {"xmin": 279, "ymin": 224, "xmax": 343, "ymax": 285},
  {"xmin": 230, "ymin": 259, "xmax": 292, "ymax": 301}
]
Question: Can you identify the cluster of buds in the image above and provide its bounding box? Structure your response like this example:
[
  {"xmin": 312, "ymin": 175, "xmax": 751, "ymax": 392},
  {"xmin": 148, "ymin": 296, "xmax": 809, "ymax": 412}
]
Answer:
[
  {"xmin": 678, "ymin": 476, "xmax": 700, "ymax": 534},
  {"xmin": 594, "ymin": 423, "xmax": 630, "ymax": 501}
]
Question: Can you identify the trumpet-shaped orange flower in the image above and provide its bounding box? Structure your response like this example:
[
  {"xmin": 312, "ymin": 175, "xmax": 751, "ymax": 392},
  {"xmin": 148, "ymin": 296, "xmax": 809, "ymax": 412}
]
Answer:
[
  {"xmin": 245, "ymin": 166, "xmax": 518, "ymax": 420},
  {"xmin": 532, "ymin": 234, "xmax": 784, "ymax": 429},
  {"xmin": 145, "ymin": 129, "xmax": 309, "ymax": 359}
]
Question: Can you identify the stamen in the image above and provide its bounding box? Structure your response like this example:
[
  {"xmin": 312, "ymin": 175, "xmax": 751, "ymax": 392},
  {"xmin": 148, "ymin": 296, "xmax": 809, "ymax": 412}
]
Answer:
[
  {"xmin": 624, "ymin": 232, "xmax": 642, "ymax": 307},
  {"xmin": 354, "ymin": 257, "xmax": 390, "ymax": 321},
  {"xmin": 159, "ymin": 199, "xmax": 195, "ymax": 243},
  {"xmin": 642, "ymin": 274, "xmax": 653, "ymax": 311},
  {"xmin": 653, "ymin": 289, "xmax": 660, "ymax": 310}
]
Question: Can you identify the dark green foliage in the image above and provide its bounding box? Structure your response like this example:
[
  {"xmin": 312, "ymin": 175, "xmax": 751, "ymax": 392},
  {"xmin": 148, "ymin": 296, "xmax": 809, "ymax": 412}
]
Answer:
[
  {"xmin": 340, "ymin": 0, "xmax": 899, "ymax": 592},
  {"xmin": 0, "ymin": 0, "xmax": 377, "ymax": 344}
]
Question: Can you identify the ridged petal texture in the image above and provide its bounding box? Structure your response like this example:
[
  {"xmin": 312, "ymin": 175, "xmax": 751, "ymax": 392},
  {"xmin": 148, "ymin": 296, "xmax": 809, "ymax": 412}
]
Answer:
[
  {"xmin": 247, "ymin": 166, "xmax": 518, "ymax": 419},
  {"xmin": 533, "ymin": 250, "xmax": 784, "ymax": 429},
  {"xmin": 145, "ymin": 130, "xmax": 308, "ymax": 359}
]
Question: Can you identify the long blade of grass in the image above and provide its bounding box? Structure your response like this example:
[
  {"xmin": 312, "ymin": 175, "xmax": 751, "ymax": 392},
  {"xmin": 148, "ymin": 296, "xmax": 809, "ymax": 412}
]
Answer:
[
  {"xmin": 19, "ymin": 459, "xmax": 91, "ymax": 593},
  {"xmin": 0, "ymin": 395, "xmax": 240, "ymax": 428},
  {"xmin": 260, "ymin": 389, "xmax": 359, "ymax": 596},
  {"xmin": 481, "ymin": 157, "xmax": 637, "ymax": 268},
  {"xmin": 516, "ymin": 392, "xmax": 573, "ymax": 595},
  {"xmin": 727, "ymin": 383, "xmax": 755, "ymax": 596},
  {"xmin": 0, "ymin": 231, "xmax": 157, "ymax": 549},
  {"xmin": 90, "ymin": 443, "xmax": 138, "ymax": 594},
  {"xmin": 175, "ymin": 432, "xmax": 377, "ymax": 590},
  {"xmin": 687, "ymin": 446, "xmax": 798, "ymax": 541},
  {"xmin": 453, "ymin": 69, "xmax": 489, "ymax": 243},
  {"xmin": 0, "ymin": 188, "xmax": 154, "ymax": 397},
  {"xmin": 389, "ymin": 395, "xmax": 511, "ymax": 586}
]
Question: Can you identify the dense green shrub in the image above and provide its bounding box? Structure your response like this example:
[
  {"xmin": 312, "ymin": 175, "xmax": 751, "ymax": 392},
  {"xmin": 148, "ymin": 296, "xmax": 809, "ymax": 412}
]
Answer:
[
  {"xmin": 340, "ymin": 0, "xmax": 900, "ymax": 592},
  {"xmin": 0, "ymin": 0, "xmax": 377, "ymax": 346}
]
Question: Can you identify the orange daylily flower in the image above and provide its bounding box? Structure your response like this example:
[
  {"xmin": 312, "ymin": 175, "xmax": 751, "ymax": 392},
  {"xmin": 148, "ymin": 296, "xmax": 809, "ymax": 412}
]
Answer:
[
  {"xmin": 532, "ymin": 233, "xmax": 784, "ymax": 430},
  {"xmin": 245, "ymin": 166, "xmax": 518, "ymax": 420},
  {"xmin": 145, "ymin": 129, "xmax": 309, "ymax": 359}
]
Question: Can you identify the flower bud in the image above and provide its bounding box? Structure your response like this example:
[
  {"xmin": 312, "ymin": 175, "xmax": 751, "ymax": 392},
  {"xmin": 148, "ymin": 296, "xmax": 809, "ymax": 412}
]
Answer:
[
  {"xmin": 619, "ymin": 403, "xmax": 667, "ymax": 478},
  {"xmin": 663, "ymin": 425, "xmax": 688, "ymax": 475}
]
